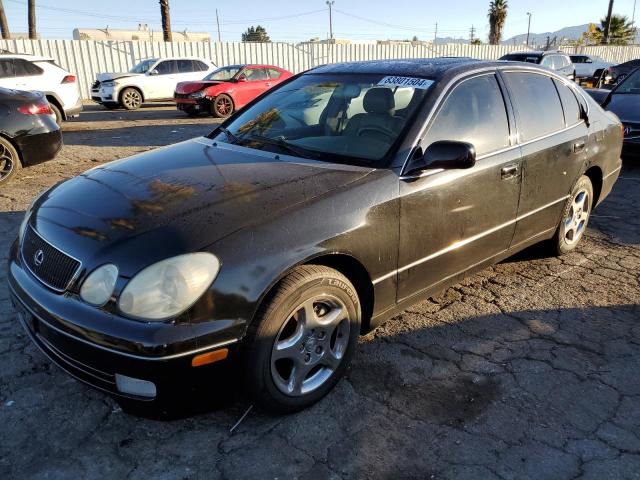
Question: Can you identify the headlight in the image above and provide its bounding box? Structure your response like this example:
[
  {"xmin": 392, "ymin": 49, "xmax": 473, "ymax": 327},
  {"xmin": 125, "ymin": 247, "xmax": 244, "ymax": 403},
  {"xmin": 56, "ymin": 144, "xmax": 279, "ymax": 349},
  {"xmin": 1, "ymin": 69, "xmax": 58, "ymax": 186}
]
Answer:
[
  {"xmin": 190, "ymin": 90, "xmax": 206, "ymax": 99},
  {"xmin": 18, "ymin": 189, "xmax": 47, "ymax": 244},
  {"xmin": 80, "ymin": 264, "xmax": 119, "ymax": 306},
  {"xmin": 101, "ymin": 80, "xmax": 116, "ymax": 87},
  {"xmin": 118, "ymin": 253, "xmax": 220, "ymax": 321}
]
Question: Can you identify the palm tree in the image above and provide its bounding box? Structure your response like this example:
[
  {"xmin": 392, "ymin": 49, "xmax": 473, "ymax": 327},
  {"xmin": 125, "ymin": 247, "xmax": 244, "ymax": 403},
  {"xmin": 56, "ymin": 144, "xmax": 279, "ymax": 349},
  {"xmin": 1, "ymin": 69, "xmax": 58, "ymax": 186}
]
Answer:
[
  {"xmin": 28, "ymin": 0, "xmax": 35, "ymax": 39},
  {"xmin": 0, "ymin": 1, "xmax": 10, "ymax": 39},
  {"xmin": 597, "ymin": 14, "xmax": 636, "ymax": 45},
  {"xmin": 488, "ymin": 0, "xmax": 508, "ymax": 45},
  {"xmin": 159, "ymin": 0, "xmax": 172, "ymax": 42}
]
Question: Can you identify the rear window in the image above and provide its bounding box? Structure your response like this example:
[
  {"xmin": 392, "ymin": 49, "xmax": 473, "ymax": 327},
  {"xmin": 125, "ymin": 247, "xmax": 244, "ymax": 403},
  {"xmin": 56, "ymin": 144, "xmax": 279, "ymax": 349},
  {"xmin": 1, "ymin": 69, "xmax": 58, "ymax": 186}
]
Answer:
[
  {"xmin": 503, "ymin": 72, "xmax": 565, "ymax": 141},
  {"xmin": 14, "ymin": 59, "xmax": 43, "ymax": 76}
]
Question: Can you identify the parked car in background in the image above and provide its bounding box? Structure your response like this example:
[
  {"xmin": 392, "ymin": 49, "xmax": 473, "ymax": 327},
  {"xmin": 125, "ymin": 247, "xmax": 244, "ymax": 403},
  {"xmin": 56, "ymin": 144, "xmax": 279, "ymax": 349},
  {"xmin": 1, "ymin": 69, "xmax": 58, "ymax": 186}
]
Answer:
[
  {"xmin": 499, "ymin": 51, "xmax": 576, "ymax": 80},
  {"xmin": 174, "ymin": 64, "xmax": 293, "ymax": 117},
  {"xmin": 0, "ymin": 54, "xmax": 82, "ymax": 124},
  {"xmin": 607, "ymin": 58, "xmax": 640, "ymax": 84},
  {"xmin": 91, "ymin": 57, "xmax": 216, "ymax": 110},
  {"xmin": 8, "ymin": 58, "xmax": 622, "ymax": 412},
  {"xmin": 0, "ymin": 88, "xmax": 62, "ymax": 183},
  {"xmin": 585, "ymin": 66, "xmax": 640, "ymax": 157},
  {"xmin": 569, "ymin": 54, "xmax": 614, "ymax": 79}
]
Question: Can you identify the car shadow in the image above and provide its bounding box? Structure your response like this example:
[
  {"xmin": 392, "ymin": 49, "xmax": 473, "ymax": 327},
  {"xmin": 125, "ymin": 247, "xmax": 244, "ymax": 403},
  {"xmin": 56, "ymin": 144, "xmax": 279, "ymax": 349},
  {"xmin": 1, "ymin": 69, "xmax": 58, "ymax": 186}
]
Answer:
[
  {"xmin": 69, "ymin": 103, "xmax": 193, "ymax": 123},
  {"xmin": 62, "ymin": 124, "xmax": 217, "ymax": 148}
]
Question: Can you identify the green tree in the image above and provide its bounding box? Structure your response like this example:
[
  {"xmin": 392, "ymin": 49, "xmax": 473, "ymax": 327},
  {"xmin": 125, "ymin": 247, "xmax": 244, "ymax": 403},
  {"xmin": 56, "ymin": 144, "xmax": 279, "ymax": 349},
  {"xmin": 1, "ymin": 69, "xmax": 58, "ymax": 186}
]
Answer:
[
  {"xmin": 488, "ymin": 0, "xmax": 508, "ymax": 45},
  {"xmin": 471, "ymin": 38, "xmax": 482, "ymax": 45},
  {"xmin": 242, "ymin": 25, "xmax": 271, "ymax": 43},
  {"xmin": 597, "ymin": 14, "xmax": 636, "ymax": 45}
]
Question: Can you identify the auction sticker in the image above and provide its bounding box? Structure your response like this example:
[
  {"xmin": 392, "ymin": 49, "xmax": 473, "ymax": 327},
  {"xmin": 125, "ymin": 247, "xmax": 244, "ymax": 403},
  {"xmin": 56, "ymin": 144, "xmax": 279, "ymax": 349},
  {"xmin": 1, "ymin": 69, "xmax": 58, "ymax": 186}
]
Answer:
[{"xmin": 377, "ymin": 76, "xmax": 434, "ymax": 89}]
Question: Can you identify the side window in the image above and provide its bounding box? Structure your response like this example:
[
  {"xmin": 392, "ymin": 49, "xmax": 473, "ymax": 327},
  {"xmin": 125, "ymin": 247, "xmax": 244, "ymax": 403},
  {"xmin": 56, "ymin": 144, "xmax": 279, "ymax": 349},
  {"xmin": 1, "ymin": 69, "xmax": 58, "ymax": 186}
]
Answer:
[
  {"xmin": 540, "ymin": 56, "xmax": 552, "ymax": 67},
  {"xmin": 14, "ymin": 59, "xmax": 43, "ymax": 76},
  {"xmin": 268, "ymin": 68, "xmax": 282, "ymax": 79},
  {"xmin": 0, "ymin": 59, "xmax": 14, "ymax": 78},
  {"xmin": 503, "ymin": 72, "xmax": 565, "ymax": 141},
  {"xmin": 176, "ymin": 60, "xmax": 195, "ymax": 73},
  {"xmin": 194, "ymin": 61, "xmax": 209, "ymax": 72},
  {"xmin": 571, "ymin": 56, "xmax": 585, "ymax": 64},
  {"xmin": 244, "ymin": 68, "xmax": 269, "ymax": 81},
  {"xmin": 554, "ymin": 79, "xmax": 581, "ymax": 126},
  {"xmin": 155, "ymin": 60, "xmax": 177, "ymax": 75},
  {"xmin": 424, "ymin": 74, "xmax": 510, "ymax": 156}
]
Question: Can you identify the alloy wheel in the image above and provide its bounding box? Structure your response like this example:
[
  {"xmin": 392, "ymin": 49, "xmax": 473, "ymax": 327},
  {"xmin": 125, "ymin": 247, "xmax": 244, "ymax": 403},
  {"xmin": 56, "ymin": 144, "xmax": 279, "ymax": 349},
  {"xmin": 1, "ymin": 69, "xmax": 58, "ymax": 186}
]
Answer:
[
  {"xmin": 122, "ymin": 90, "xmax": 142, "ymax": 109},
  {"xmin": 270, "ymin": 295, "xmax": 350, "ymax": 396},
  {"xmin": 215, "ymin": 96, "xmax": 233, "ymax": 116},
  {"xmin": 563, "ymin": 189, "xmax": 590, "ymax": 245},
  {"xmin": 0, "ymin": 142, "xmax": 16, "ymax": 182}
]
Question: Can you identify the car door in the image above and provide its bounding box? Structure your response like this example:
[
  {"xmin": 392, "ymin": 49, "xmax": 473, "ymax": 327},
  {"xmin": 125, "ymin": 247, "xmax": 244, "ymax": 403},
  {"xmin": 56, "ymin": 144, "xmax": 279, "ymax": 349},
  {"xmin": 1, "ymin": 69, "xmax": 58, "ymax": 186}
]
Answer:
[
  {"xmin": 148, "ymin": 60, "xmax": 178, "ymax": 99},
  {"xmin": 397, "ymin": 73, "xmax": 522, "ymax": 301},
  {"xmin": 501, "ymin": 71, "xmax": 588, "ymax": 246},
  {"xmin": 234, "ymin": 67, "xmax": 270, "ymax": 108}
]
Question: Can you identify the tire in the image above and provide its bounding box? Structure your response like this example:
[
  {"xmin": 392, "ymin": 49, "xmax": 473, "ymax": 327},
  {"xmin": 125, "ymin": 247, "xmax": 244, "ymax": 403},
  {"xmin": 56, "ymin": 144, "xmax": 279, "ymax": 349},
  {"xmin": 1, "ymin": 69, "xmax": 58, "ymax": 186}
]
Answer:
[
  {"xmin": 552, "ymin": 175, "xmax": 594, "ymax": 255},
  {"xmin": 120, "ymin": 88, "xmax": 143, "ymax": 110},
  {"xmin": 49, "ymin": 103, "xmax": 62, "ymax": 125},
  {"xmin": 0, "ymin": 136, "xmax": 21, "ymax": 184},
  {"xmin": 211, "ymin": 94, "xmax": 234, "ymax": 118},
  {"xmin": 243, "ymin": 265, "xmax": 361, "ymax": 413}
]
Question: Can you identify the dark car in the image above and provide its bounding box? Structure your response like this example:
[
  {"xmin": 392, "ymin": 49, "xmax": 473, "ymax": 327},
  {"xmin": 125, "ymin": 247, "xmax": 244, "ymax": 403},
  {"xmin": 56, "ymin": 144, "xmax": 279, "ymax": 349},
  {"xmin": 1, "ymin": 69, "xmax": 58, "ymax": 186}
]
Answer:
[
  {"xmin": 8, "ymin": 59, "xmax": 622, "ymax": 412},
  {"xmin": 607, "ymin": 58, "xmax": 640, "ymax": 84},
  {"xmin": 0, "ymin": 87, "xmax": 62, "ymax": 183},
  {"xmin": 500, "ymin": 50, "xmax": 576, "ymax": 80},
  {"xmin": 585, "ymin": 66, "xmax": 640, "ymax": 157},
  {"xmin": 174, "ymin": 64, "xmax": 293, "ymax": 118}
]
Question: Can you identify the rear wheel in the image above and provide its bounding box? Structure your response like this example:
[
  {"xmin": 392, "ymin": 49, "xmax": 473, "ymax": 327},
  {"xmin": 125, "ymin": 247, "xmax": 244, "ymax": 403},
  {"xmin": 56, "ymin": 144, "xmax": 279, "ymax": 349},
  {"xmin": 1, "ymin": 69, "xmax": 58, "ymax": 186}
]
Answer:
[
  {"xmin": 0, "ymin": 137, "xmax": 21, "ymax": 184},
  {"xmin": 244, "ymin": 265, "xmax": 360, "ymax": 413},
  {"xmin": 211, "ymin": 94, "xmax": 234, "ymax": 118},
  {"xmin": 120, "ymin": 88, "xmax": 142, "ymax": 110},
  {"xmin": 49, "ymin": 102, "xmax": 62, "ymax": 124},
  {"xmin": 552, "ymin": 175, "xmax": 593, "ymax": 255}
]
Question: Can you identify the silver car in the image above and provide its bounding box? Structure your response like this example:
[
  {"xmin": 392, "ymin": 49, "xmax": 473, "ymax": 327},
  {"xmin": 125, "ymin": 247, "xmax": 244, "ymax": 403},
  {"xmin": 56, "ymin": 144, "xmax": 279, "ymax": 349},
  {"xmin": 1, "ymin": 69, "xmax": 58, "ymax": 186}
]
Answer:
[{"xmin": 570, "ymin": 55, "xmax": 614, "ymax": 79}]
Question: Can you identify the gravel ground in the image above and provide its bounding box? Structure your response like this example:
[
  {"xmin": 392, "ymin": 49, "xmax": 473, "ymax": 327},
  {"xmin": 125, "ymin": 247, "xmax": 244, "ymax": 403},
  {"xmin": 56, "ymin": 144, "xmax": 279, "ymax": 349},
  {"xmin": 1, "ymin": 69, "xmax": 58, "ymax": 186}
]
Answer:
[{"xmin": 1, "ymin": 104, "xmax": 639, "ymax": 479}]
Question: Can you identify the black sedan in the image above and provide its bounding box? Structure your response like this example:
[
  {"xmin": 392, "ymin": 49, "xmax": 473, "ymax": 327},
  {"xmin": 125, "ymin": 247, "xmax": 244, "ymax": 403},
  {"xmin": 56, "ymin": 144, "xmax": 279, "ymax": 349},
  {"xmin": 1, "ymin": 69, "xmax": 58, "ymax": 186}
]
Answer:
[
  {"xmin": 0, "ymin": 87, "xmax": 62, "ymax": 183},
  {"xmin": 586, "ymin": 66, "xmax": 640, "ymax": 157},
  {"xmin": 607, "ymin": 58, "xmax": 640, "ymax": 84},
  {"xmin": 8, "ymin": 59, "xmax": 622, "ymax": 412}
]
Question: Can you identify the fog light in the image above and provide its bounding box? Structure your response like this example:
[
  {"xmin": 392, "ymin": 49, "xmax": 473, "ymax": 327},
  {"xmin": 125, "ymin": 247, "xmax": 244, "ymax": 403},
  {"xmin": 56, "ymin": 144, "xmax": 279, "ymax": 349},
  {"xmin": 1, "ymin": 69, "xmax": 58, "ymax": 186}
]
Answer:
[{"xmin": 115, "ymin": 374, "xmax": 157, "ymax": 398}]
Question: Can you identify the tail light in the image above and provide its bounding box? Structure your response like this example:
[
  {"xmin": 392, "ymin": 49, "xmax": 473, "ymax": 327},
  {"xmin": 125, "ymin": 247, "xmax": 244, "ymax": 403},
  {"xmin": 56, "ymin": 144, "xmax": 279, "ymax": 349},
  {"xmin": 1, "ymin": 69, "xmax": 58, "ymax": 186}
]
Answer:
[
  {"xmin": 61, "ymin": 75, "xmax": 76, "ymax": 84},
  {"xmin": 18, "ymin": 102, "xmax": 54, "ymax": 115}
]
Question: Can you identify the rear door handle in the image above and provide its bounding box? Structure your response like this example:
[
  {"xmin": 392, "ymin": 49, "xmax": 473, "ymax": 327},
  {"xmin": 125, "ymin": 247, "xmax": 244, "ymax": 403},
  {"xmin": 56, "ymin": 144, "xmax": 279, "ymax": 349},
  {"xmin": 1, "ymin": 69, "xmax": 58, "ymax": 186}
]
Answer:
[
  {"xmin": 501, "ymin": 164, "xmax": 519, "ymax": 180},
  {"xmin": 573, "ymin": 141, "xmax": 586, "ymax": 153}
]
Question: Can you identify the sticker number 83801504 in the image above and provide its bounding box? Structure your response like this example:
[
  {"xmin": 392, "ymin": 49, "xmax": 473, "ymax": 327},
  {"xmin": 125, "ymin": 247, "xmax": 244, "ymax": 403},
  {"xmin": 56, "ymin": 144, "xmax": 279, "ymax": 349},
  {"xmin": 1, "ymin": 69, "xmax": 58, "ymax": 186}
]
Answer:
[{"xmin": 377, "ymin": 76, "xmax": 434, "ymax": 89}]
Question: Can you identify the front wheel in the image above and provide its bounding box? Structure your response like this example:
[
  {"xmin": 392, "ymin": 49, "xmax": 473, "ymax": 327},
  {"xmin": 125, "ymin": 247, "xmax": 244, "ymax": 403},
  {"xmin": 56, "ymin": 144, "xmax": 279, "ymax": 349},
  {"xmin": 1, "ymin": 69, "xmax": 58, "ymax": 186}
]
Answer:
[
  {"xmin": 244, "ymin": 265, "xmax": 360, "ymax": 413},
  {"xmin": 552, "ymin": 175, "xmax": 593, "ymax": 255},
  {"xmin": 211, "ymin": 94, "xmax": 234, "ymax": 118},
  {"xmin": 120, "ymin": 88, "xmax": 142, "ymax": 110}
]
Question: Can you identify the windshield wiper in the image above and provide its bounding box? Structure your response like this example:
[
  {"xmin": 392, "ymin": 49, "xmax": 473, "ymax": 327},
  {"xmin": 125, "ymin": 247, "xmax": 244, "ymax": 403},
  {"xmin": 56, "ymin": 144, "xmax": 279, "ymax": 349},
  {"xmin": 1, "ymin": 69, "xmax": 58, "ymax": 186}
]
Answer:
[{"xmin": 246, "ymin": 134, "xmax": 318, "ymax": 160}]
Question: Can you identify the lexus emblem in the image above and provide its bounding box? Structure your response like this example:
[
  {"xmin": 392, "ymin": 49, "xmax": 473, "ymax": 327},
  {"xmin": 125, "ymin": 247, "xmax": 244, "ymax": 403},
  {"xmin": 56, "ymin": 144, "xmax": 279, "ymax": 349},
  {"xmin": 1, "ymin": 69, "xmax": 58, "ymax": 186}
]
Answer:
[
  {"xmin": 624, "ymin": 126, "xmax": 631, "ymax": 136},
  {"xmin": 33, "ymin": 249, "xmax": 44, "ymax": 267}
]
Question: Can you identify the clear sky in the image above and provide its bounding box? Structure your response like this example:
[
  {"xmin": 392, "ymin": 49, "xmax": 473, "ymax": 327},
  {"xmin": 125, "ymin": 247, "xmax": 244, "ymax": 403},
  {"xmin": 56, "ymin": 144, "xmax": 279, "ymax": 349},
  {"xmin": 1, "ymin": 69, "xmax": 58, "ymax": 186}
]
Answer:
[{"xmin": 2, "ymin": 0, "xmax": 638, "ymax": 43}]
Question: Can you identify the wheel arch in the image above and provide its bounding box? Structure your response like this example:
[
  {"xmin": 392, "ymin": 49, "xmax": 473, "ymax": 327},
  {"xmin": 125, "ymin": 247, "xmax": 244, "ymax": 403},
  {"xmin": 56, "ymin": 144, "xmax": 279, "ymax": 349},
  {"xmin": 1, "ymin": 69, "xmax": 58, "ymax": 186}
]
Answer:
[
  {"xmin": 0, "ymin": 132, "xmax": 23, "ymax": 166},
  {"xmin": 118, "ymin": 85, "xmax": 145, "ymax": 103},
  {"xmin": 43, "ymin": 93, "xmax": 65, "ymax": 120},
  {"xmin": 584, "ymin": 165, "xmax": 603, "ymax": 206},
  {"xmin": 253, "ymin": 252, "xmax": 375, "ymax": 335}
]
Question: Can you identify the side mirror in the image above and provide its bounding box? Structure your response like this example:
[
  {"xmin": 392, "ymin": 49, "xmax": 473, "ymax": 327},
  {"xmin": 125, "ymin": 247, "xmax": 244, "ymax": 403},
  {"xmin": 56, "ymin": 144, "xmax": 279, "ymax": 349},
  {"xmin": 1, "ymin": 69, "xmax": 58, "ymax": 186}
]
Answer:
[
  {"xmin": 402, "ymin": 141, "xmax": 476, "ymax": 179},
  {"xmin": 236, "ymin": 75, "xmax": 247, "ymax": 82},
  {"xmin": 148, "ymin": 69, "xmax": 159, "ymax": 76}
]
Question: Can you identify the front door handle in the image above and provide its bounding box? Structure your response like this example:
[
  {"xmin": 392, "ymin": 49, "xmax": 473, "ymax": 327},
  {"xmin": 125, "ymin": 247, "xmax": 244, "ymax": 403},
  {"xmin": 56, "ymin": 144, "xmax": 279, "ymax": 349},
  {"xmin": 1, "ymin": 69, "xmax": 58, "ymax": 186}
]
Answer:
[
  {"xmin": 501, "ymin": 164, "xmax": 519, "ymax": 180},
  {"xmin": 573, "ymin": 141, "xmax": 586, "ymax": 153}
]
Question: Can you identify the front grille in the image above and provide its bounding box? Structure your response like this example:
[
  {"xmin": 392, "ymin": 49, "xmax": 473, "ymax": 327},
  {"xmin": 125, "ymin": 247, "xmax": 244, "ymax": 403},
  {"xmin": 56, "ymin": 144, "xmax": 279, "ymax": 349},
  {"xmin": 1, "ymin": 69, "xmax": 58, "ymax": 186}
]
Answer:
[
  {"xmin": 21, "ymin": 226, "xmax": 81, "ymax": 292},
  {"xmin": 174, "ymin": 92, "xmax": 190, "ymax": 99}
]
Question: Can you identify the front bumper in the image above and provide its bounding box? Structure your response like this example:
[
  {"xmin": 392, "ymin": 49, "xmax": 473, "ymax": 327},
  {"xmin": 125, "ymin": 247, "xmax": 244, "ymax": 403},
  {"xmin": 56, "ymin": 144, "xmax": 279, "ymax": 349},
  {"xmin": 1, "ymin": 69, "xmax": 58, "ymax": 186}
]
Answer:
[
  {"xmin": 91, "ymin": 86, "xmax": 117, "ymax": 103},
  {"xmin": 15, "ymin": 129, "xmax": 62, "ymax": 166},
  {"xmin": 175, "ymin": 97, "xmax": 209, "ymax": 111},
  {"xmin": 8, "ymin": 240, "xmax": 241, "ymax": 400}
]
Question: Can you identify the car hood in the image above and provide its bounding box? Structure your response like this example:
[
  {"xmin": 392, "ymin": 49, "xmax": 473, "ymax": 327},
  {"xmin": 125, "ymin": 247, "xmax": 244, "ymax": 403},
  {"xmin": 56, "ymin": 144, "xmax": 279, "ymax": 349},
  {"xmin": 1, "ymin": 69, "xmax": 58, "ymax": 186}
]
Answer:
[
  {"xmin": 605, "ymin": 93, "xmax": 640, "ymax": 124},
  {"xmin": 97, "ymin": 72, "xmax": 143, "ymax": 82},
  {"xmin": 175, "ymin": 81, "xmax": 227, "ymax": 95},
  {"xmin": 31, "ymin": 138, "xmax": 373, "ymax": 275}
]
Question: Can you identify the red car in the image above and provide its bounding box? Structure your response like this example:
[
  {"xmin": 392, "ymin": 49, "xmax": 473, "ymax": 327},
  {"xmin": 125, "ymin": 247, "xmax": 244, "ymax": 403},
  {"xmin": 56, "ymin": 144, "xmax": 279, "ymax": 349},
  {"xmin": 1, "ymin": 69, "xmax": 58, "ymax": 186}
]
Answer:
[{"xmin": 174, "ymin": 64, "xmax": 292, "ymax": 118}]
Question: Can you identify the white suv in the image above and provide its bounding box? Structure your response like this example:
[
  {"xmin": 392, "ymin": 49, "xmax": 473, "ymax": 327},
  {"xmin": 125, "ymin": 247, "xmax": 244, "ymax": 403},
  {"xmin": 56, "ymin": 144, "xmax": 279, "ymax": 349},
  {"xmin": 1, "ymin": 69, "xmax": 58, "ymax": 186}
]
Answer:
[
  {"xmin": 91, "ymin": 57, "xmax": 216, "ymax": 110},
  {"xmin": 0, "ymin": 54, "xmax": 82, "ymax": 123}
]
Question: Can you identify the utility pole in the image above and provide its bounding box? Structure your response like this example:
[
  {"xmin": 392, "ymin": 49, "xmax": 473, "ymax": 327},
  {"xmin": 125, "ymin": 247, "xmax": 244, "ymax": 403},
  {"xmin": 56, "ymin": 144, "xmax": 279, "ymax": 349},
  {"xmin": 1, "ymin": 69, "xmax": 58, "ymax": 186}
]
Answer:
[
  {"xmin": 603, "ymin": 0, "xmax": 615, "ymax": 44},
  {"xmin": 434, "ymin": 22, "xmax": 438, "ymax": 45},
  {"xmin": 633, "ymin": 0, "xmax": 637, "ymax": 26},
  {"xmin": 526, "ymin": 12, "xmax": 532, "ymax": 47},
  {"xmin": 469, "ymin": 24, "xmax": 476, "ymax": 43},
  {"xmin": 326, "ymin": 1, "xmax": 334, "ymax": 40},
  {"xmin": 28, "ymin": 0, "xmax": 35, "ymax": 39},
  {"xmin": 0, "ymin": 1, "xmax": 9, "ymax": 39},
  {"xmin": 215, "ymin": 9, "xmax": 221, "ymax": 42}
]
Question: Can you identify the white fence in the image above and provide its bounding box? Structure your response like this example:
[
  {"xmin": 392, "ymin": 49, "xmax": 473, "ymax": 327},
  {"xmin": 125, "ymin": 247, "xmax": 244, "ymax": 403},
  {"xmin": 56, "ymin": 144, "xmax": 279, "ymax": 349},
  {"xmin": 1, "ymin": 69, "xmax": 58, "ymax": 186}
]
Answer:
[{"xmin": 0, "ymin": 39, "xmax": 638, "ymax": 99}]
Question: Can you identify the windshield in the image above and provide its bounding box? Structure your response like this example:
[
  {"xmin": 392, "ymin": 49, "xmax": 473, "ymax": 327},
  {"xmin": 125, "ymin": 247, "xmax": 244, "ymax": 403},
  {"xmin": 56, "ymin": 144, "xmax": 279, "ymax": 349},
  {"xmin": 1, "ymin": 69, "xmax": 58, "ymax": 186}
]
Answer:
[
  {"xmin": 130, "ymin": 59, "xmax": 156, "ymax": 74},
  {"xmin": 210, "ymin": 73, "xmax": 433, "ymax": 167},
  {"xmin": 205, "ymin": 66, "xmax": 242, "ymax": 81},
  {"xmin": 614, "ymin": 68, "xmax": 640, "ymax": 94},
  {"xmin": 501, "ymin": 54, "xmax": 541, "ymax": 64}
]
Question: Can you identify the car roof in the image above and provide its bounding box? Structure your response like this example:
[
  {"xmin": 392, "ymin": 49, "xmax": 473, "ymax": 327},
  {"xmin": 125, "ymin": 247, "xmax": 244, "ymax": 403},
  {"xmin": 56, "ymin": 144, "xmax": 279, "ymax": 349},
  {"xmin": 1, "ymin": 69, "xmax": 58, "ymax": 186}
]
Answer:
[
  {"xmin": 310, "ymin": 57, "xmax": 484, "ymax": 78},
  {"xmin": 0, "ymin": 53, "xmax": 55, "ymax": 62}
]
